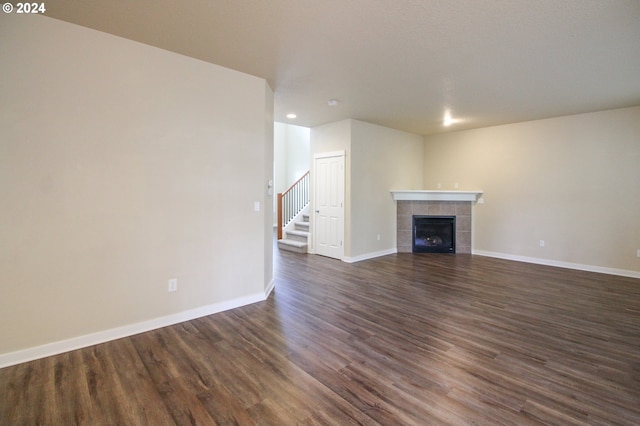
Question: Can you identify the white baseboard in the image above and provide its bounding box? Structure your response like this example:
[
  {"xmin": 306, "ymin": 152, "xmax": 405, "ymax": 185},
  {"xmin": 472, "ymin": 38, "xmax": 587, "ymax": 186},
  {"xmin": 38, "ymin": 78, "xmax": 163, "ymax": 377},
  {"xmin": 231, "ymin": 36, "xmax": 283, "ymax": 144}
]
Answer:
[
  {"xmin": 343, "ymin": 248, "xmax": 398, "ymax": 263},
  {"xmin": 0, "ymin": 290, "xmax": 270, "ymax": 369},
  {"xmin": 265, "ymin": 278, "xmax": 276, "ymax": 298},
  {"xmin": 473, "ymin": 250, "xmax": 640, "ymax": 279}
]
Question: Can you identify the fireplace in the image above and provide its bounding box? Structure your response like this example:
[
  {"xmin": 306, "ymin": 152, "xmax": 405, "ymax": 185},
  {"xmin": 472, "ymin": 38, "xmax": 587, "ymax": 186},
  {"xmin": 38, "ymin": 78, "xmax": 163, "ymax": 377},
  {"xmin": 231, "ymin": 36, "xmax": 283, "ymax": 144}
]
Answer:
[
  {"xmin": 413, "ymin": 216, "xmax": 455, "ymax": 253},
  {"xmin": 392, "ymin": 190, "xmax": 482, "ymax": 254}
]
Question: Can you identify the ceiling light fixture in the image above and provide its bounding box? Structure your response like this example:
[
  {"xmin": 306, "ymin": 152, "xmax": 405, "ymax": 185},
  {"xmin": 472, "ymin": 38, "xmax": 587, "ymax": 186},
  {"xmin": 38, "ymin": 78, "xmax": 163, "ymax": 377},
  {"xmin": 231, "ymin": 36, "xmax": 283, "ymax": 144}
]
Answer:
[
  {"xmin": 327, "ymin": 99, "xmax": 339, "ymax": 106},
  {"xmin": 286, "ymin": 113, "xmax": 297, "ymax": 119},
  {"xmin": 443, "ymin": 110, "xmax": 457, "ymax": 126}
]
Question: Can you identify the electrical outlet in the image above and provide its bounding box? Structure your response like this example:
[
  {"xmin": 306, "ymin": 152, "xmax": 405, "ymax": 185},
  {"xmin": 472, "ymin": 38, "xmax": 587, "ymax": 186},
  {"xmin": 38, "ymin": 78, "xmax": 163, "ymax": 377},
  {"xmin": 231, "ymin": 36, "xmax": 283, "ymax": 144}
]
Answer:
[
  {"xmin": 539, "ymin": 240, "xmax": 545, "ymax": 247},
  {"xmin": 168, "ymin": 278, "xmax": 177, "ymax": 292},
  {"xmin": 377, "ymin": 234, "xmax": 381, "ymax": 241},
  {"xmin": 637, "ymin": 249, "xmax": 640, "ymax": 258}
]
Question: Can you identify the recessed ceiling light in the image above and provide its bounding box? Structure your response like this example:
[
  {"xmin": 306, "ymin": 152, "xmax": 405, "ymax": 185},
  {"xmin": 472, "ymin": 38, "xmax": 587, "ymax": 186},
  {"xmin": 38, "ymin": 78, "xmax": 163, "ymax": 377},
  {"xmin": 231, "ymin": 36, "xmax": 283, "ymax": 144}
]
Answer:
[
  {"xmin": 443, "ymin": 110, "xmax": 459, "ymax": 126},
  {"xmin": 327, "ymin": 99, "xmax": 339, "ymax": 106},
  {"xmin": 286, "ymin": 113, "xmax": 297, "ymax": 119}
]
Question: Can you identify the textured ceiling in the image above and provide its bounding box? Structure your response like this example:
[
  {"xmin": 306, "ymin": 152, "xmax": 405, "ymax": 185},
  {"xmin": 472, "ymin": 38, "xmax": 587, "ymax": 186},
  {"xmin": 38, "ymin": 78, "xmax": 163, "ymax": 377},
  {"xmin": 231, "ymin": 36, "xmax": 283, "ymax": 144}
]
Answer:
[{"xmin": 43, "ymin": 0, "xmax": 640, "ymax": 135}]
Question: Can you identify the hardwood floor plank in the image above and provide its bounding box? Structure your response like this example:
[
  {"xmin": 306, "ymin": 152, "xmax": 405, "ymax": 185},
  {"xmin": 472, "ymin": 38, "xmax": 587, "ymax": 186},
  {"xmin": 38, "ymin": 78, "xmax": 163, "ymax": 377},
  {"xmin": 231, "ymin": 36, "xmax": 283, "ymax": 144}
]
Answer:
[
  {"xmin": 0, "ymin": 358, "xmax": 56, "ymax": 425},
  {"xmin": 51, "ymin": 351, "xmax": 94, "ymax": 425},
  {"xmin": 81, "ymin": 345, "xmax": 133, "ymax": 425},
  {"xmin": 90, "ymin": 340, "xmax": 177, "ymax": 425},
  {"xmin": 1, "ymin": 247, "xmax": 639, "ymax": 425}
]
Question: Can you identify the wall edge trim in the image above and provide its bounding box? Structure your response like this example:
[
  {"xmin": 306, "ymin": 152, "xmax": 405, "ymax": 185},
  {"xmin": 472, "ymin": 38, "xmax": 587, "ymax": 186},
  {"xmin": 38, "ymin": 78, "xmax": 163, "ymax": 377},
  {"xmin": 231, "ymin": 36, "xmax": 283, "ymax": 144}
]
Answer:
[
  {"xmin": 0, "ymin": 291, "xmax": 267, "ymax": 369},
  {"xmin": 265, "ymin": 278, "xmax": 276, "ymax": 299},
  {"xmin": 473, "ymin": 250, "xmax": 640, "ymax": 279},
  {"xmin": 343, "ymin": 248, "xmax": 398, "ymax": 263}
]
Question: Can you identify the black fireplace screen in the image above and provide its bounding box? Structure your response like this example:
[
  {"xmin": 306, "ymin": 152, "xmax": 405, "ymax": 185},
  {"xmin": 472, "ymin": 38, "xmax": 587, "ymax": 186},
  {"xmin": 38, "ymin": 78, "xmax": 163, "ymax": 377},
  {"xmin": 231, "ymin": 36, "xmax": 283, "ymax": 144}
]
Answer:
[{"xmin": 413, "ymin": 215, "xmax": 455, "ymax": 253}]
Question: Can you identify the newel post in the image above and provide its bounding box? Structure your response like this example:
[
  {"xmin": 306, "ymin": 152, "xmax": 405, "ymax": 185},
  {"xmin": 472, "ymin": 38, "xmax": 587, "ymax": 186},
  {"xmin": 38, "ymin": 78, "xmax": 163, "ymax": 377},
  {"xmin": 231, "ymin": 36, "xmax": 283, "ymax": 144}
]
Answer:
[{"xmin": 277, "ymin": 192, "xmax": 283, "ymax": 240}]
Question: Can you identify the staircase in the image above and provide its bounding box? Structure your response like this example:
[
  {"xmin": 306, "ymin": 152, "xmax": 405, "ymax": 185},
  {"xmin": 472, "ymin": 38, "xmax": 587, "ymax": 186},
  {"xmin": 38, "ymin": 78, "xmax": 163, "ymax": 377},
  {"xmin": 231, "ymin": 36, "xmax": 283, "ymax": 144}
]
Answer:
[
  {"xmin": 277, "ymin": 214, "xmax": 310, "ymax": 253},
  {"xmin": 277, "ymin": 170, "xmax": 310, "ymax": 254}
]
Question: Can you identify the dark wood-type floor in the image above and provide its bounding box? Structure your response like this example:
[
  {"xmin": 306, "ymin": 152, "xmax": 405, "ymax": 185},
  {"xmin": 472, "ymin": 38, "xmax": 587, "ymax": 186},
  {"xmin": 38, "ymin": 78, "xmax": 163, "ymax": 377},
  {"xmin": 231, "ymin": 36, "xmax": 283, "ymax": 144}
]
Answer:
[{"xmin": 2, "ymin": 249, "xmax": 640, "ymax": 425}]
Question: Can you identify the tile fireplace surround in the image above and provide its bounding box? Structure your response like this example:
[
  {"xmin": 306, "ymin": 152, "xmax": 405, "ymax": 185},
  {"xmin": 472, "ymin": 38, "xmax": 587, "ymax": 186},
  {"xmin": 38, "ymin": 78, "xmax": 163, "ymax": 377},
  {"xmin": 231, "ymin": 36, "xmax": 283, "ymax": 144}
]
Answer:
[{"xmin": 391, "ymin": 190, "xmax": 483, "ymax": 254}]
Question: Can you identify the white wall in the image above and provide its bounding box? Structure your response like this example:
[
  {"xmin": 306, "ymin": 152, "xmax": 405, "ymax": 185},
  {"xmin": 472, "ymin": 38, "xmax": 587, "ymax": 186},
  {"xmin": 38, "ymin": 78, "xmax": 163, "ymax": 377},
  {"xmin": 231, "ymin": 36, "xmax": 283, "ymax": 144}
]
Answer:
[
  {"xmin": 273, "ymin": 122, "xmax": 310, "ymax": 218},
  {"xmin": 0, "ymin": 15, "xmax": 274, "ymax": 362},
  {"xmin": 423, "ymin": 106, "xmax": 640, "ymax": 275},
  {"xmin": 285, "ymin": 124, "xmax": 311, "ymax": 185},
  {"xmin": 274, "ymin": 123, "xmax": 288, "ymax": 208}
]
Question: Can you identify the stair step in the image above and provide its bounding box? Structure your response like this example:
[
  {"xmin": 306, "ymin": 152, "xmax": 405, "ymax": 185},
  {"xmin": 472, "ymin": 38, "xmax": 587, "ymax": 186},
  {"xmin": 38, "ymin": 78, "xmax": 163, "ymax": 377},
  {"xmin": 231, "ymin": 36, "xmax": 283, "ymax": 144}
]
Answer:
[
  {"xmin": 277, "ymin": 239, "xmax": 307, "ymax": 254},
  {"xmin": 302, "ymin": 214, "xmax": 309, "ymax": 221},
  {"xmin": 295, "ymin": 221, "xmax": 310, "ymax": 231},
  {"xmin": 286, "ymin": 229, "xmax": 309, "ymax": 243}
]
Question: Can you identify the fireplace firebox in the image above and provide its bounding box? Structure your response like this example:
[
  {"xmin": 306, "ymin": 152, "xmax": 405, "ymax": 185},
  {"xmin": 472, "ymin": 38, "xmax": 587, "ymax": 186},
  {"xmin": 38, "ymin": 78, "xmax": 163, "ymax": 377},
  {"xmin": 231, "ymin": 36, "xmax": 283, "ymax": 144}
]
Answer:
[{"xmin": 412, "ymin": 216, "xmax": 455, "ymax": 253}]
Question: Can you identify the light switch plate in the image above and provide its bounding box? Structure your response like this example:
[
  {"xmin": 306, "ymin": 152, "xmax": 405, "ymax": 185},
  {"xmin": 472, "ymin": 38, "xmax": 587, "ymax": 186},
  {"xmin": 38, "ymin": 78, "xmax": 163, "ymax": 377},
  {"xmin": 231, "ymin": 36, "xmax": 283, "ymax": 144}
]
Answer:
[{"xmin": 168, "ymin": 278, "xmax": 177, "ymax": 292}]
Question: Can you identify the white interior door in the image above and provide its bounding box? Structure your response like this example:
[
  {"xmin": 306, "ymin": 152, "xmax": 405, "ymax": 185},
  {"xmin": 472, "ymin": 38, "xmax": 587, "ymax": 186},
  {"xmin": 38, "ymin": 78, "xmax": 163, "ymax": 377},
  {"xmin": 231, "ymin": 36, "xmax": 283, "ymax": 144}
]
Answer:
[{"xmin": 314, "ymin": 152, "xmax": 345, "ymax": 259}]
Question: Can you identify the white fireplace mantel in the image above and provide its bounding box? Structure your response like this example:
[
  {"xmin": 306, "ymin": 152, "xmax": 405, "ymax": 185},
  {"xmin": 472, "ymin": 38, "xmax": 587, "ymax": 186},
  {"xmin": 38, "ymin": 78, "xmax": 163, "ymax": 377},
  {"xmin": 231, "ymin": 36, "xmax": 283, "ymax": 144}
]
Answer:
[{"xmin": 391, "ymin": 190, "xmax": 483, "ymax": 202}]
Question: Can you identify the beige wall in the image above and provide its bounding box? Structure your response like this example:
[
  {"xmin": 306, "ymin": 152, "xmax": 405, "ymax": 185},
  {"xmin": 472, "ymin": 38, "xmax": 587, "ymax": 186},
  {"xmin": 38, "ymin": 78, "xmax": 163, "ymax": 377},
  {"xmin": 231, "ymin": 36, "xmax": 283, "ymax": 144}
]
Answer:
[
  {"xmin": 0, "ymin": 16, "xmax": 274, "ymax": 356},
  {"xmin": 350, "ymin": 120, "xmax": 423, "ymax": 260},
  {"xmin": 423, "ymin": 106, "xmax": 640, "ymax": 274},
  {"xmin": 310, "ymin": 120, "xmax": 352, "ymax": 255},
  {"xmin": 310, "ymin": 119, "xmax": 423, "ymax": 260},
  {"xmin": 262, "ymin": 90, "xmax": 275, "ymax": 294}
]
